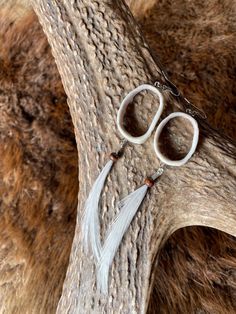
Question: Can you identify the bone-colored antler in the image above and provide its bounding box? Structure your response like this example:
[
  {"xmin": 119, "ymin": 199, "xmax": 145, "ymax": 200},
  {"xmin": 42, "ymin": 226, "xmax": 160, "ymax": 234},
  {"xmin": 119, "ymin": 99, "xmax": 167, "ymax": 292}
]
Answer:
[{"xmin": 32, "ymin": 1, "xmax": 236, "ymax": 313}]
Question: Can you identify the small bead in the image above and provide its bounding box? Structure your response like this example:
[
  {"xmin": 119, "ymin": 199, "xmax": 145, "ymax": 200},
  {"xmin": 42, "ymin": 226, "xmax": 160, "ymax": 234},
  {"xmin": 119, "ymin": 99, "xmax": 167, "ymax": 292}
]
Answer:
[
  {"xmin": 144, "ymin": 177, "xmax": 155, "ymax": 188},
  {"xmin": 109, "ymin": 152, "xmax": 119, "ymax": 161}
]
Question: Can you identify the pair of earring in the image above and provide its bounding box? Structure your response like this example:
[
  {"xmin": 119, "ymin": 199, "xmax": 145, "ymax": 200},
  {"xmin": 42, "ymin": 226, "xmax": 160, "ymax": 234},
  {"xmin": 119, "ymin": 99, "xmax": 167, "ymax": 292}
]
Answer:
[{"xmin": 82, "ymin": 83, "xmax": 199, "ymax": 294}]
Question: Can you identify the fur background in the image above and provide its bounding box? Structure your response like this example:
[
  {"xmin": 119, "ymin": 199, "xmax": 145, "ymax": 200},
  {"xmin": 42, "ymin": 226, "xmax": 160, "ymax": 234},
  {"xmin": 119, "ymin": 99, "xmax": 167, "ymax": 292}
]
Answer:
[{"xmin": 0, "ymin": 0, "xmax": 235, "ymax": 313}]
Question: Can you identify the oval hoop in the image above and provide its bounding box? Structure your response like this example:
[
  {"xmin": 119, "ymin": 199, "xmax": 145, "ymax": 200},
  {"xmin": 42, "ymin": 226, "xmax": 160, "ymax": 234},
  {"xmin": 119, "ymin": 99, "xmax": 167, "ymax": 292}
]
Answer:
[
  {"xmin": 154, "ymin": 112, "xmax": 199, "ymax": 166},
  {"xmin": 117, "ymin": 84, "xmax": 164, "ymax": 144}
]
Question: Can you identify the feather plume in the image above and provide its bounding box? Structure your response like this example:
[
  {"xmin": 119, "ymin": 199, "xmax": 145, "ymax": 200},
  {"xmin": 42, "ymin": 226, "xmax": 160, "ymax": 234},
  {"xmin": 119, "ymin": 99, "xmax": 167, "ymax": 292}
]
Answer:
[{"xmin": 82, "ymin": 160, "xmax": 114, "ymax": 262}]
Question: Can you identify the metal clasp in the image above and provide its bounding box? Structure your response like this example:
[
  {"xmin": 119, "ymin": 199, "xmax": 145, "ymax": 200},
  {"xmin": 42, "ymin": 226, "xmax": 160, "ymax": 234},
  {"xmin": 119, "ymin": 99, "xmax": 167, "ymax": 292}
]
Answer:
[
  {"xmin": 154, "ymin": 75, "xmax": 180, "ymax": 97},
  {"xmin": 154, "ymin": 69, "xmax": 207, "ymax": 120},
  {"xmin": 183, "ymin": 97, "xmax": 207, "ymax": 120}
]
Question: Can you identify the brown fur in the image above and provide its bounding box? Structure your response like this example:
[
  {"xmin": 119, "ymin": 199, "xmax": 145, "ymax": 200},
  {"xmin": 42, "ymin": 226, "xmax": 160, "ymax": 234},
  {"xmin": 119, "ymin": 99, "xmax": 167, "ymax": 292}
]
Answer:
[
  {"xmin": 0, "ymin": 1, "xmax": 235, "ymax": 313},
  {"xmin": 0, "ymin": 10, "xmax": 78, "ymax": 314}
]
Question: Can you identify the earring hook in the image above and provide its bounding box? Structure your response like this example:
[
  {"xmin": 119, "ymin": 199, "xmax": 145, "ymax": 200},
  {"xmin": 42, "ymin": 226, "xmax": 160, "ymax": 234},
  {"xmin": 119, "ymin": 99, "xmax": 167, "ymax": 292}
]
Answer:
[{"xmin": 154, "ymin": 69, "xmax": 207, "ymax": 120}]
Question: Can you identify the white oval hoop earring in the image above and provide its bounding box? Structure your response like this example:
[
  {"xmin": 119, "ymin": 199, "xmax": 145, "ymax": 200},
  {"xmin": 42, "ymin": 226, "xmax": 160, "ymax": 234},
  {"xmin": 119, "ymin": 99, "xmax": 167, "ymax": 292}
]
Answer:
[
  {"xmin": 154, "ymin": 112, "xmax": 199, "ymax": 167},
  {"xmin": 82, "ymin": 84, "xmax": 164, "ymax": 266},
  {"xmin": 117, "ymin": 84, "xmax": 164, "ymax": 144},
  {"xmin": 97, "ymin": 112, "xmax": 199, "ymax": 293}
]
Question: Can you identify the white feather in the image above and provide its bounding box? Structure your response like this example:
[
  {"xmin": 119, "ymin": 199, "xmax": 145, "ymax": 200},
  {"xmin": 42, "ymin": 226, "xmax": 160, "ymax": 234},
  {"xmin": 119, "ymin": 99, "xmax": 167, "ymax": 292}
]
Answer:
[
  {"xmin": 97, "ymin": 184, "xmax": 148, "ymax": 294},
  {"xmin": 82, "ymin": 160, "xmax": 113, "ymax": 262}
]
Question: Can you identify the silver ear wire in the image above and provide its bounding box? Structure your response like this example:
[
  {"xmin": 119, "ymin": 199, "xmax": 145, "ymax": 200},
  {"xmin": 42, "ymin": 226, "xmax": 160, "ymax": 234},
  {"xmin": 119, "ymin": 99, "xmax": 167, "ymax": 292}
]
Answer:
[
  {"xmin": 154, "ymin": 70, "xmax": 207, "ymax": 120},
  {"xmin": 183, "ymin": 97, "xmax": 207, "ymax": 120}
]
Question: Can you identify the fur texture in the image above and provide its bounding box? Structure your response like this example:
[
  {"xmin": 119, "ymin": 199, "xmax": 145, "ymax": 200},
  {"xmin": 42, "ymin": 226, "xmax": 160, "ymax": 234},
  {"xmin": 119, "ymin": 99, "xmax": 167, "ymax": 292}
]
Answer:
[
  {"xmin": 0, "ymin": 10, "xmax": 78, "ymax": 314},
  {"xmin": 130, "ymin": 0, "xmax": 236, "ymax": 140},
  {"xmin": 0, "ymin": 1, "xmax": 235, "ymax": 313}
]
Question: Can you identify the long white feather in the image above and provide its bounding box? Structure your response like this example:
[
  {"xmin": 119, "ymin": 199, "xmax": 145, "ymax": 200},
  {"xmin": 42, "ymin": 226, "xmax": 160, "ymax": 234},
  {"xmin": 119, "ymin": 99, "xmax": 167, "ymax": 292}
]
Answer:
[
  {"xmin": 96, "ymin": 167, "xmax": 164, "ymax": 293},
  {"xmin": 97, "ymin": 184, "xmax": 148, "ymax": 294},
  {"xmin": 82, "ymin": 160, "xmax": 113, "ymax": 262}
]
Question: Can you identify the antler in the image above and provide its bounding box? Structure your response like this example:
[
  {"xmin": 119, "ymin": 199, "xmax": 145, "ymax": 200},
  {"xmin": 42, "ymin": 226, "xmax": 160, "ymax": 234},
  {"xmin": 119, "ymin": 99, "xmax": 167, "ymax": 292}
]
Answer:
[{"xmin": 32, "ymin": 1, "xmax": 236, "ymax": 313}]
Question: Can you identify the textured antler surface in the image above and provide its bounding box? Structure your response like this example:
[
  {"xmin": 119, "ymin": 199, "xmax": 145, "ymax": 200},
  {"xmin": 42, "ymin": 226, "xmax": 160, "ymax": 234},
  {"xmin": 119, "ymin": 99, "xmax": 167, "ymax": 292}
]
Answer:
[{"xmin": 31, "ymin": 1, "xmax": 236, "ymax": 313}]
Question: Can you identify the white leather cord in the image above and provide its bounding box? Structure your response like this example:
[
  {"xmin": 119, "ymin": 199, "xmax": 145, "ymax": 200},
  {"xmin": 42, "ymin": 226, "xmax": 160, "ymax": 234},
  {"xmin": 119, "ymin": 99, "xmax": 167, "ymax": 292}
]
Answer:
[
  {"xmin": 117, "ymin": 84, "xmax": 164, "ymax": 144},
  {"xmin": 154, "ymin": 112, "xmax": 199, "ymax": 166}
]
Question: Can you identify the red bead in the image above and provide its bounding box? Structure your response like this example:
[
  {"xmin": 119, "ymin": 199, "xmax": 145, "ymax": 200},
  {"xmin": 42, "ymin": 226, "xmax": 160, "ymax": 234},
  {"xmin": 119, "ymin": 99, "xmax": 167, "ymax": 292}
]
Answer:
[
  {"xmin": 144, "ymin": 177, "xmax": 154, "ymax": 188},
  {"xmin": 109, "ymin": 152, "xmax": 119, "ymax": 161}
]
